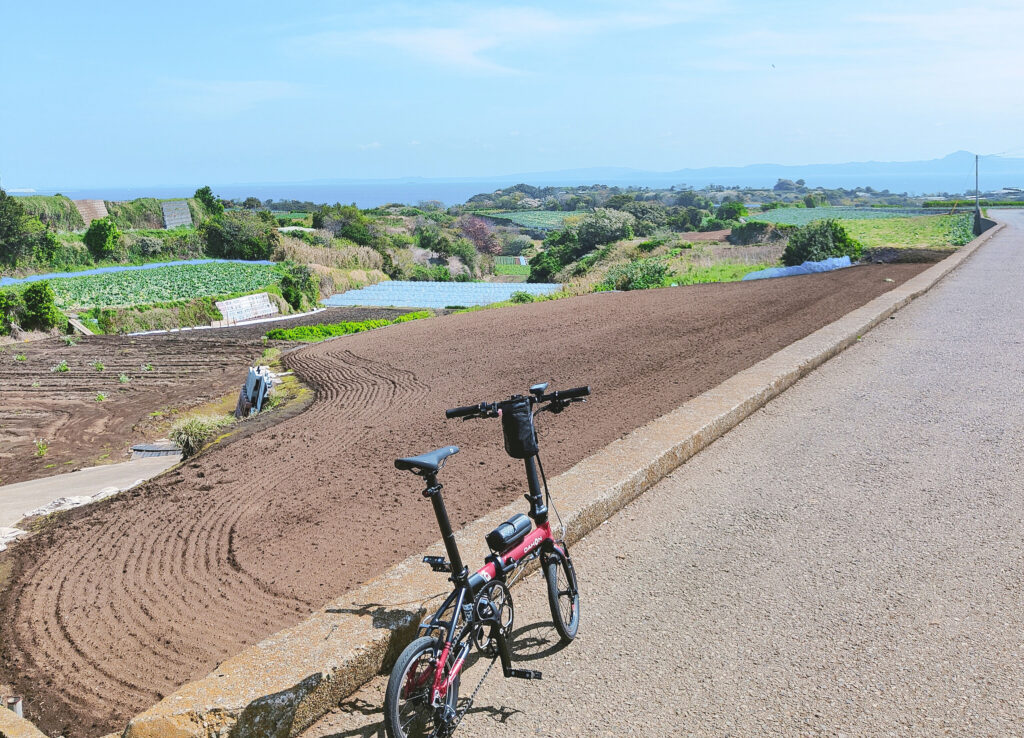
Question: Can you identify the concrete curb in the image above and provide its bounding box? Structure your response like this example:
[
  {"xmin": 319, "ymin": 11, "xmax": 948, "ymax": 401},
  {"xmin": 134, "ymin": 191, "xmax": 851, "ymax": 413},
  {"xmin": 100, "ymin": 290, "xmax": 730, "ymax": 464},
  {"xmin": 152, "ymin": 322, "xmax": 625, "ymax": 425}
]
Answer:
[
  {"xmin": 119, "ymin": 223, "xmax": 1003, "ymax": 738},
  {"xmin": 0, "ymin": 709, "xmax": 48, "ymax": 738}
]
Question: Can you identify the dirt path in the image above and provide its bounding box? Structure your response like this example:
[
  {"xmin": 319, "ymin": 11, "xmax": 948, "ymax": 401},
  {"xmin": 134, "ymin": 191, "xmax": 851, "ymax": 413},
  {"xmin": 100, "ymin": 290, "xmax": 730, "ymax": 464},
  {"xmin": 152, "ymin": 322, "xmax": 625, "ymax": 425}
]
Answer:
[{"xmin": 0, "ymin": 264, "xmax": 928, "ymax": 737}]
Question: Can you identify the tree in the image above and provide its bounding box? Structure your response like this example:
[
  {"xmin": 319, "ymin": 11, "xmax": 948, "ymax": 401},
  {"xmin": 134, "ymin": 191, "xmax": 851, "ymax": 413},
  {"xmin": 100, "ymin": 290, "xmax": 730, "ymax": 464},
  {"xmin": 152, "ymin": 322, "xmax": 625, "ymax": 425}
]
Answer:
[
  {"xmin": 0, "ymin": 189, "xmax": 30, "ymax": 264},
  {"xmin": 458, "ymin": 215, "xmax": 500, "ymax": 255},
  {"xmin": 715, "ymin": 201, "xmax": 748, "ymax": 220},
  {"xmin": 577, "ymin": 208, "xmax": 635, "ymax": 249},
  {"xmin": 201, "ymin": 210, "xmax": 280, "ymax": 260},
  {"xmin": 84, "ymin": 217, "xmax": 123, "ymax": 259},
  {"xmin": 279, "ymin": 263, "xmax": 318, "ymax": 310},
  {"xmin": 242, "ymin": 197, "xmax": 262, "ymax": 210},
  {"xmin": 313, "ymin": 203, "xmax": 372, "ymax": 244},
  {"xmin": 604, "ymin": 193, "xmax": 636, "ymax": 210},
  {"xmin": 21, "ymin": 281, "xmax": 64, "ymax": 331},
  {"xmin": 773, "ymin": 179, "xmax": 798, "ymax": 192},
  {"xmin": 674, "ymin": 190, "xmax": 711, "ymax": 209},
  {"xmin": 782, "ymin": 219, "xmax": 862, "ymax": 266},
  {"xmin": 194, "ymin": 186, "xmax": 225, "ymax": 216},
  {"xmin": 622, "ymin": 201, "xmax": 667, "ymax": 236}
]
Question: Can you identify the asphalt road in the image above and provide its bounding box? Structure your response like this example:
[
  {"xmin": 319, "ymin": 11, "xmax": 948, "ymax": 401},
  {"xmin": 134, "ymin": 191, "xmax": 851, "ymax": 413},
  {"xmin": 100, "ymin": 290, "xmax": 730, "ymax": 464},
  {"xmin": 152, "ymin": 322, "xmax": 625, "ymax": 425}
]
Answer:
[{"xmin": 304, "ymin": 212, "xmax": 1024, "ymax": 737}]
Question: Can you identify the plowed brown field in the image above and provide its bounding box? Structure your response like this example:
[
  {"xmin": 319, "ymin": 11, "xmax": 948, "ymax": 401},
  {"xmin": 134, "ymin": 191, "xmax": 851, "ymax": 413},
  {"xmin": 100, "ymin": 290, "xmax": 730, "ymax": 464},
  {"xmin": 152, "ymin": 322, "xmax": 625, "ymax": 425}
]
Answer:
[
  {"xmin": 0, "ymin": 265, "xmax": 928, "ymax": 736},
  {"xmin": 0, "ymin": 308, "xmax": 412, "ymax": 486}
]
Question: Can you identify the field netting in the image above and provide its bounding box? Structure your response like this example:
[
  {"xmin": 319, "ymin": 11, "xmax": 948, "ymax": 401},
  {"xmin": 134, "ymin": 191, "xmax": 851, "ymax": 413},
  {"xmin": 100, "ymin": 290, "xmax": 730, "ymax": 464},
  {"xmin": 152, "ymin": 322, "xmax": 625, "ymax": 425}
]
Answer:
[
  {"xmin": 743, "ymin": 256, "xmax": 852, "ymax": 281},
  {"xmin": 321, "ymin": 281, "xmax": 561, "ymax": 308}
]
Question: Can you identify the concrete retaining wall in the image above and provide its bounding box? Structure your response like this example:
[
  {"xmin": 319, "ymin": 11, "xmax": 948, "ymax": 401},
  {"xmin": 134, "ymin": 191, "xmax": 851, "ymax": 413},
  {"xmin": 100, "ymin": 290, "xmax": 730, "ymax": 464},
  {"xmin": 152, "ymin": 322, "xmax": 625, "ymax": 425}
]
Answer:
[{"xmin": 110, "ymin": 223, "xmax": 1002, "ymax": 737}]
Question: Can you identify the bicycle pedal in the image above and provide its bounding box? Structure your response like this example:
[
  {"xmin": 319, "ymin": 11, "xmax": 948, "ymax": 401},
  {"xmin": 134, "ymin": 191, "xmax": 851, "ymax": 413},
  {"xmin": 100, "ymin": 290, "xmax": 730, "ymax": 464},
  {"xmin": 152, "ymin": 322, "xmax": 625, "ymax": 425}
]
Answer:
[
  {"xmin": 505, "ymin": 668, "xmax": 542, "ymax": 680},
  {"xmin": 422, "ymin": 556, "xmax": 451, "ymax": 573}
]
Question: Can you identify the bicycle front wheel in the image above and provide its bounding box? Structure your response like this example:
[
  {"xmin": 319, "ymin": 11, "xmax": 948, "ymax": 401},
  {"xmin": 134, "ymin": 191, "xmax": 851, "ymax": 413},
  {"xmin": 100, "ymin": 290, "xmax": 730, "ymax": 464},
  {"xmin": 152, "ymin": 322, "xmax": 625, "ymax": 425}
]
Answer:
[
  {"xmin": 383, "ymin": 636, "xmax": 460, "ymax": 738},
  {"xmin": 544, "ymin": 549, "xmax": 580, "ymax": 641}
]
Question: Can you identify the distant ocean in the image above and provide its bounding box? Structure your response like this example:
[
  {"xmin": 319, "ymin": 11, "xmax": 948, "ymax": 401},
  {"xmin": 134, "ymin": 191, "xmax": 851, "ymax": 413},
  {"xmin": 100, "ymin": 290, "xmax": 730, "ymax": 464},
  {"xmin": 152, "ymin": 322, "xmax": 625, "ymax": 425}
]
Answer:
[{"xmin": 14, "ymin": 181, "xmax": 526, "ymax": 208}]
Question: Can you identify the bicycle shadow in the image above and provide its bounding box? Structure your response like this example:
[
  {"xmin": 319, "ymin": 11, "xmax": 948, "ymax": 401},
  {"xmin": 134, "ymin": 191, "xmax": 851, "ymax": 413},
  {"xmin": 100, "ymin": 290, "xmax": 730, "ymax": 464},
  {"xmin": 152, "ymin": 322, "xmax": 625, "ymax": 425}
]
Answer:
[{"xmin": 313, "ymin": 619, "xmax": 568, "ymax": 737}]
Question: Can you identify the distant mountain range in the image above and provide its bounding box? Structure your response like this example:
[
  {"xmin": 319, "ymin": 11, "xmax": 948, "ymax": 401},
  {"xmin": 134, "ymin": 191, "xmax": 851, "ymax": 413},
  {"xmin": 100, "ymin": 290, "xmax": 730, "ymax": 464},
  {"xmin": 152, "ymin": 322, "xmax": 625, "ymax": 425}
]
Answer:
[
  {"xmin": 301, "ymin": 151, "xmax": 1022, "ymax": 196},
  {"xmin": 16, "ymin": 152, "xmax": 1024, "ymax": 206}
]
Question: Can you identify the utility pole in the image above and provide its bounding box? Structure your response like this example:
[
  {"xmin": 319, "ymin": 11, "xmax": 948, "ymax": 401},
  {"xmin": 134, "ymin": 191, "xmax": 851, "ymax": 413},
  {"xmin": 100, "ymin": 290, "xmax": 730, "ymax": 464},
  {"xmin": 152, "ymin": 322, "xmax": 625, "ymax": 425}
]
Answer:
[{"xmin": 974, "ymin": 154, "xmax": 983, "ymax": 236}]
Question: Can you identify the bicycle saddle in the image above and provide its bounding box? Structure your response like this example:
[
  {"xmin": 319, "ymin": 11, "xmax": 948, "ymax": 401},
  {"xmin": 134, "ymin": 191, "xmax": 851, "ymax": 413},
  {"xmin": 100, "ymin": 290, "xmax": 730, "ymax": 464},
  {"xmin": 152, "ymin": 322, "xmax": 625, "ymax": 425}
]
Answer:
[{"xmin": 394, "ymin": 445, "xmax": 460, "ymax": 474}]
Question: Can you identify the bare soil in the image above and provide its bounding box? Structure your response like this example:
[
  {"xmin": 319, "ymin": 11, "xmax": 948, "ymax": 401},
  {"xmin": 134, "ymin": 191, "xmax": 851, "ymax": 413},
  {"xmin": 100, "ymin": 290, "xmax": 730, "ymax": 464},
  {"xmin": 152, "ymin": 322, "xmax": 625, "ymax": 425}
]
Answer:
[
  {"xmin": 0, "ymin": 265, "xmax": 929, "ymax": 736},
  {"xmin": 0, "ymin": 308, "xmax": 413, "ymax": 486}
]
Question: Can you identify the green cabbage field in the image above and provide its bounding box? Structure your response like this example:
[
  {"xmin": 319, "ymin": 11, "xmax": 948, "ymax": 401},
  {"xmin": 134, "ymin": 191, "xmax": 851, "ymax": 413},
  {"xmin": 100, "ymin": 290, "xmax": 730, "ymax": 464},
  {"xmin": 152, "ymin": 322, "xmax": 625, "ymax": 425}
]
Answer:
[
  {"xmin": 748, "ymin": 207, "xmax": 946, "ymax": 226},
  {"xmin": 475, "ymin": 210, "xmax": 586, "ymax": 230},
  {"xmin": 48, "ymin": 262, "xmax": 282, "ymax": 308}
]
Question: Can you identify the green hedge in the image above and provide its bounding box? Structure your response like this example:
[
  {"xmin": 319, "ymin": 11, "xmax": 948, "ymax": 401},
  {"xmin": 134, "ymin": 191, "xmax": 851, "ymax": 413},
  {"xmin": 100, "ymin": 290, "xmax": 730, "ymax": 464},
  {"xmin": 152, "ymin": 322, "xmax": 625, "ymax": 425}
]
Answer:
[{"xmin": 265, "ymin": 310, "xmax": 431, "ymax": 341}]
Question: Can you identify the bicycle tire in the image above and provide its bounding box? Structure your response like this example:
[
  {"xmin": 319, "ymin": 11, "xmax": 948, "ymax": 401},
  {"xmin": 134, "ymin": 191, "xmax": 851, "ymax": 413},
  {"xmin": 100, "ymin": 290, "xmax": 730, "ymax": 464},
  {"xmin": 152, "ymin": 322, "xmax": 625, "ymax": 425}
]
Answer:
[
  {"xmin": 544, "ymin": 548, "xmax": 580, "ymax": 641},
  {"xmin": 383, "ymin": 635, "xmax": 460, "ymax": 738}
]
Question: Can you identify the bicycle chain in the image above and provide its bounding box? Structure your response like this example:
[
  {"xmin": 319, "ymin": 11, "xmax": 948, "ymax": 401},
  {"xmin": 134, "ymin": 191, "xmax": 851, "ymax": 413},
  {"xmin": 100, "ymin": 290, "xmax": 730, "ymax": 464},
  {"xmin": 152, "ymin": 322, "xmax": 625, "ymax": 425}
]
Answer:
[{"xmin": 450, "ymin": 654, "xmax": 497, "ymax": 732}]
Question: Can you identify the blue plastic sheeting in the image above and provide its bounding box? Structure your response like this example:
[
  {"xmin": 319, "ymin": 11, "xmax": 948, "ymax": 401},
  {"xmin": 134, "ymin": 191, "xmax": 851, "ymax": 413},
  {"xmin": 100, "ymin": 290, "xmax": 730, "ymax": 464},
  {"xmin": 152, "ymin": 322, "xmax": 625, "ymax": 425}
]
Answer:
[
  {"xmin": 0, "ymin": 259, "xmax": 276, "ymax": 288},
  {"xmin": 322, "ymin": 281, "xmax": 562, "ymax": 309},
  {"xmin": 742, "ymin": 256, "xmax": 853, "ymax": 281}
]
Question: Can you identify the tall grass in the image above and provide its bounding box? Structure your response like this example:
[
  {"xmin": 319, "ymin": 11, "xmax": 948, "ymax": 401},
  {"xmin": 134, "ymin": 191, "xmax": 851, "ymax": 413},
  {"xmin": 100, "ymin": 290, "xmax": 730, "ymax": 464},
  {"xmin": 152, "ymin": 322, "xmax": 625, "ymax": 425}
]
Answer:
[
  {"xmin": 104, "ymin": 198, "xmax": 166, "ymax": 229},
  {"xmin": 17, "ymin": 195, "xmax": 85, "ymax": 231},
  {"xmin": 274, "ymin": 237, "xmax": 383, "ymax": 270}
]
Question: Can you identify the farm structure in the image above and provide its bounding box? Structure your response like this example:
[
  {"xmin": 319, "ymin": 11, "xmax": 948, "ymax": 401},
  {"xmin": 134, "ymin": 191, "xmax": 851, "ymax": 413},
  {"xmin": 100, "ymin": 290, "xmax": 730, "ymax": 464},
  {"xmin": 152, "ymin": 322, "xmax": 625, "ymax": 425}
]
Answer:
[{"xmin": 0, "ymin": 262, "xmax": 934, "ymax": 737}]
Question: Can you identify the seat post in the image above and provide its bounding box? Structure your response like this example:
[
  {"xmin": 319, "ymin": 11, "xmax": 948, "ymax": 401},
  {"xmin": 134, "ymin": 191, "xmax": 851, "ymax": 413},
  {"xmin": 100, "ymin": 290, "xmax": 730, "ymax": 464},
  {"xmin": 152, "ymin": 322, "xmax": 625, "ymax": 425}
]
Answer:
[{"xmin": 423, "ymin": 473, "xmax": 467, "ymax": 584}]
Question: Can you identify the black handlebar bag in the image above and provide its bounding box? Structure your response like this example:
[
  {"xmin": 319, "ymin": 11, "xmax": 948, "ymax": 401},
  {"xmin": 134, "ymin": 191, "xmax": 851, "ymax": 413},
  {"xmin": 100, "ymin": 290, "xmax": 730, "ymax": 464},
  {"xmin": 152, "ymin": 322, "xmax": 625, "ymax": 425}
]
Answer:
[{"xmin": 501, "ymin": 398, "xmax": 539, "ymax": 458}]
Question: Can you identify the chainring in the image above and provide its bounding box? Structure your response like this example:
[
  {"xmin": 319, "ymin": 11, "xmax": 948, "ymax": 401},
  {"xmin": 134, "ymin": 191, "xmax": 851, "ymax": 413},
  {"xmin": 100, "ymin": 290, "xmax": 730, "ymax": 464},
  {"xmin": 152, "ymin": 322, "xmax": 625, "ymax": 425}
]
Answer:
[{"xmin": 472, "ymin": 580, "xmax": 514, "ymax": 656}]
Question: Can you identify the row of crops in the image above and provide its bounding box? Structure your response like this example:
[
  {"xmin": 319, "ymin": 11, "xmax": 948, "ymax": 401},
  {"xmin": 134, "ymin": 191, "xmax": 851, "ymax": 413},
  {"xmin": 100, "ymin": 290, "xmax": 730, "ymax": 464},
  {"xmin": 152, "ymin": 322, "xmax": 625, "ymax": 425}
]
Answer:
[
  {"xmin": 748, "ymin": 207, "xmax": 954, "ymax": 226},
  {"xmin": 47, "ymin": 262, "xmax": 282, "ymax": 309},
  {"xmin": 474, "ymin": 210, "xmax": 585, "ymax": 230}
]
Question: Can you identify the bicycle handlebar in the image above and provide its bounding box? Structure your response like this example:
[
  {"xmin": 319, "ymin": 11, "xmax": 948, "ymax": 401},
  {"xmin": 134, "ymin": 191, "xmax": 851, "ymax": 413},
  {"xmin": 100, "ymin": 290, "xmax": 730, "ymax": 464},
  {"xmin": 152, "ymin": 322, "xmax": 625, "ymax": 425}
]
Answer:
[
  {"xmin": 551, "ymin": 385, "xmax": 590, "ymax": 401},
  {"xmin": 444, "ymin": 385, "xmax": 591, "ymax": 420},
  {"xmin": 445, "ymin": 404, "xmax": 483, "ymax": 419}
]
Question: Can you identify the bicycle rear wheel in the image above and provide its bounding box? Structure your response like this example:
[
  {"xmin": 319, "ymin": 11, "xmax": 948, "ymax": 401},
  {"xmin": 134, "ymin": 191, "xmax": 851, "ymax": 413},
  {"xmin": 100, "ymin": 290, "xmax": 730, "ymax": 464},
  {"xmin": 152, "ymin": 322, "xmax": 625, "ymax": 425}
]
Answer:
[
  {"xmin": 544, "ymin": 549, "xmax": 580, "ymax": 641},
  {"xmin": 383, "ymin": 636, "xmax": 460, "ymax": 738}
]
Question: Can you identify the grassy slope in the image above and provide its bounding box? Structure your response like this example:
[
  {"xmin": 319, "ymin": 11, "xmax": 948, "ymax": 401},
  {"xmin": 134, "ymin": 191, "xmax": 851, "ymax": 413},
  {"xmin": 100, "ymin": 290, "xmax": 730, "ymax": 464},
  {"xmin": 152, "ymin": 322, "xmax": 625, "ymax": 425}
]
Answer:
[
  {"xmin": 839, "ymin": 215, "xmax": 964, "ymax": 250},
  {"xmin": 17, "ymin": 195, "xmax": 86, "ymax": 231}
]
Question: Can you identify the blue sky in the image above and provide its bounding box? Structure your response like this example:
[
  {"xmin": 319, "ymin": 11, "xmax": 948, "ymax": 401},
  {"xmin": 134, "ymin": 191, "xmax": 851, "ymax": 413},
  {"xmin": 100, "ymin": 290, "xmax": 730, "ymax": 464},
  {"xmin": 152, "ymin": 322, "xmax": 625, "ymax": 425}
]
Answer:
[{"xmin": 2, "ymin": 0, "xmax": 1022, "ymax": 188}]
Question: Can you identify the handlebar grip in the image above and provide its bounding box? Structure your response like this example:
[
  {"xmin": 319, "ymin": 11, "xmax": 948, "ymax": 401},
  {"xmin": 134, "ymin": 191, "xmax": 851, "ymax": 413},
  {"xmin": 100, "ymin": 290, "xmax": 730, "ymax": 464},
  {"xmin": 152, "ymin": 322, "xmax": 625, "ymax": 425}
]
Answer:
[
  {"xmin": 445, "ymin": 404, "xmax": 480, "ymax": 419},
  {"xmin": 557, "ymin": 385, "xmax": 591, "ymax": 400}
]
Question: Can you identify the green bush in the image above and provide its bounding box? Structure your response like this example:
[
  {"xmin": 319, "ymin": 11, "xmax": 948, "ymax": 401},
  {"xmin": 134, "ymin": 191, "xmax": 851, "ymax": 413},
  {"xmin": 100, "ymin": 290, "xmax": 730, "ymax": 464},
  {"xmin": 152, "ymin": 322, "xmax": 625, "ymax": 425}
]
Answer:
[
  {"xmin": 715, "ymin": 201, "xmax": 748, "ymax": 220},
  {"xmin": 510, "ymin": 291, "xmax": 534, "ymax": 303},
  {"xmin": 83, "ymin": 217, "xmax": 123, "ymax": 259},
  {"xmin": 170, "ymin": 414, "xmax": 234, "ymax": 458},
  {"xmin": 408, "ymin": 264, "xmax": 452, "ymax": 282},
  {"xmin": 21, "ymin": 282, "xmax": 65, "ymax": 331},
  {"xmin": 637, "ymin": 237, "xmax": 667, "ymax": 252},
  {"xmin": 527, "ymin": 249, "xmax": 563, "ymax": 282},
  {"xmin": 602, "ymin": 258, "xmax": 669, "ymax": 291},
  {"xmin": 201, "ymin": 210, "xmax": 279, "ymax": 260},
  {"xmin": 0, "ymin": 289, "xmax": 21, "ymax": 334},
  {"xmin": 314, "ymin": 203, "xmax": 372, "ymax": 244},
  {"xmin": 194, "ymin": 186, "xmax": 225, "ymax": 216},
  {"xmin": 782, "ymin": 219, "xmax": 863, "ymax": 266},
  {"xmin": 699, "ymin": 217, "xmax": 737, "ymax": 232},
  {"xmin": 279, "ymin": 262, "xmax": 318, "ymax": 310},
  {"xmin": 727, "ymin": 221, "xmax": 797, "ymax": 246}
]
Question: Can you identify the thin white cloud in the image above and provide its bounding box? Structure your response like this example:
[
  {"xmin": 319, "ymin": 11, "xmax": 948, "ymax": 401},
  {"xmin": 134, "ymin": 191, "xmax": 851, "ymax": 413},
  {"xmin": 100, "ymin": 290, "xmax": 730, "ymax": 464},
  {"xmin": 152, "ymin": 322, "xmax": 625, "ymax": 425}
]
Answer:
[
  {"xmin": 290, "ymin": 2, "xmax": 721, "ymax": 75},
  {"xmin": 156, "ymin": 79, "xmax": 305, "ymax": 117},
  {"xmin": 359, "ymin": 141, "xmax": 382, "ymax": 150}
]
